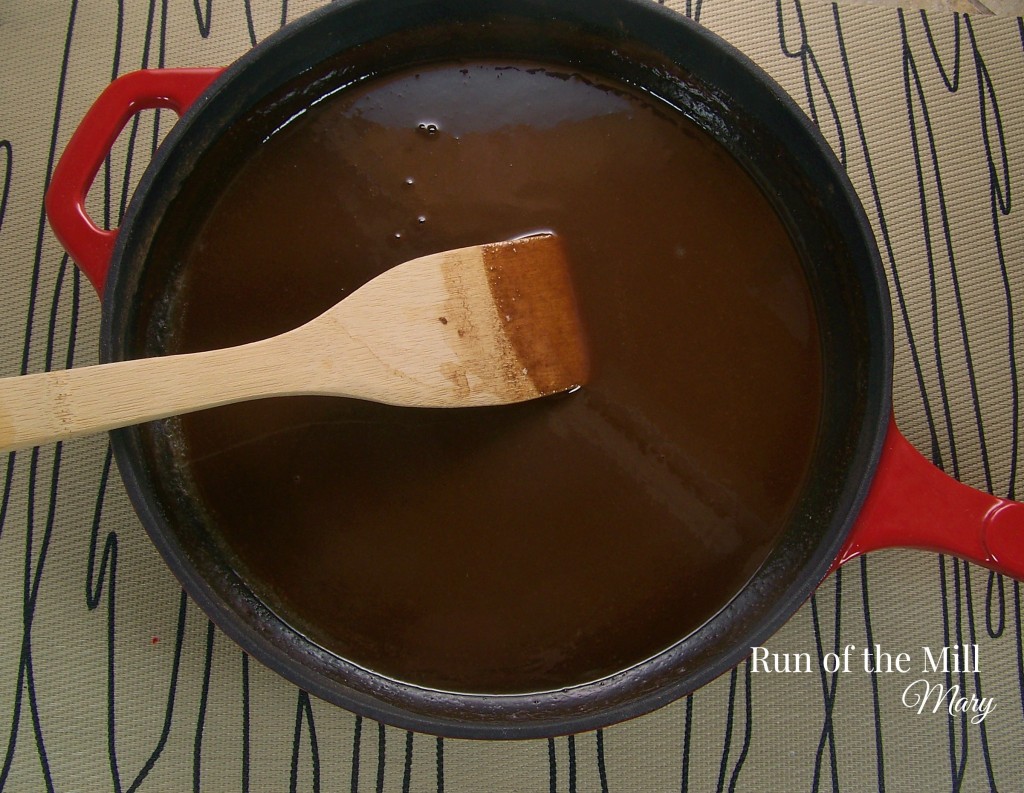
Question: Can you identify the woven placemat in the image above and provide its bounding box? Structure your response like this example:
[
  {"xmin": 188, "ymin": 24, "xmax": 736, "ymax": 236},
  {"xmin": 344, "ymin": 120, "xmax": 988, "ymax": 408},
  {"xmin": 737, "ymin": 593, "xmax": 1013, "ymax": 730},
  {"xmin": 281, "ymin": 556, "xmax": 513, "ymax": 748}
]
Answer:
[{"xmin": 1, "ymin": 1, "xmax": 1022, "ymax": 790}]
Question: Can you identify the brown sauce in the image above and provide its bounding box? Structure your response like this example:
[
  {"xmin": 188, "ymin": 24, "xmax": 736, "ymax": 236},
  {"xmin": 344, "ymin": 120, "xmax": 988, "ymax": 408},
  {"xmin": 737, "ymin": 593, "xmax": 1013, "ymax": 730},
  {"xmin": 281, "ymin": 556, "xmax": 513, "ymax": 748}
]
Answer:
[{"xmin": 164, "ymin": 61, "xmax": 821, "ymax": 693}]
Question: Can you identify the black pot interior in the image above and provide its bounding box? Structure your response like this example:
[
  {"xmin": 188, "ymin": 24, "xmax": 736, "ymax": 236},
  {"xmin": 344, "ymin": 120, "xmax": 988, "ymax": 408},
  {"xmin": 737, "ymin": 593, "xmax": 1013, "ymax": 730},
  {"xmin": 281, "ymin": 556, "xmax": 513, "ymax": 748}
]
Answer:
[{"xmin": 103, "ymin": 0, "xmax": 891, "ymax": 737}]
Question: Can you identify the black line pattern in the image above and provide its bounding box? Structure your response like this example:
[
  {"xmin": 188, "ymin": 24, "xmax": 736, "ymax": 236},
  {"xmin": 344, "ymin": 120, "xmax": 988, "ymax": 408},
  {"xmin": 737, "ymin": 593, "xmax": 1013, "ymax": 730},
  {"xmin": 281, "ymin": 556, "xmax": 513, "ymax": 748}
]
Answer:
[
  {"xmin": 0, "ymin": 141, "xmax": 11, "ymax": 241},
  {"xmin": 290, "ymin": 692, "xmax": 320, "ymax": 793},
  {"xmin": 435, "ymin": 737, "xmax": 444, "ymax": 793},
  {"xmin": 680, "ymin": 695, "xmax": 693, "ymax": 792},
  {"xmin": 376, "ymin": 721, "xmax": 386, "ymax": 793},
  {"xmin": 727, "ymin": 662, "xmax": 753, "ymax": 793},
  {"xmin": 194, "ymin": 619, "xmax": 215, "ymax": 793},
  {"xmin": 349, "ymin": 714, "xmax": 362, "ymax": 793},
  {"xmin": 777, "ymin": 0, "xmax": 848, "ymax": 165},
  {"xmin": 401, "ymin": 731, "xmax": 412, "ymax": 793},
  {"xmin": 193, "ymin": 0, "xmax": 213, "ymax": 39},
  {"xmin": 595, "ymin": 729, "xmax": 608, "ymax": 793},
  {"xmin": 547, "ymin": 736, "xmax": 557, "ymax": 793},
  {"xmin": 241, "ymin": 652, "xmax": 251, "ymax": 792},
  {"xmin": 1, "ymin": 2, "xmax": 81, "ymax": 790},
  {"xmin": 810, "ymin": 570, "xmax": 842, "ymax": 793},
  {"xmin": 965, "ymin": 15, "xmax": 1018, "ymax": 500},
  {"xmin": 0, "ymin": 0, "xmax": 1021, "ymax": 790},
  {"xmin": 683, "ymin": 0, "xmax": 706, "ymax": 24},
  {"xmin": 858, "ymin": 558, "xmax": 888, "ymax": 793}
]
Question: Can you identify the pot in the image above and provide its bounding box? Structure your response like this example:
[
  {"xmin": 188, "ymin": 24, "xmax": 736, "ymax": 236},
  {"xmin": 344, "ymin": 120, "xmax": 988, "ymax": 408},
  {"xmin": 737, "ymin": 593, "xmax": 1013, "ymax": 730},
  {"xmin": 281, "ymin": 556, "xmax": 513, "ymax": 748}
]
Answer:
[{"xmin": 44, "ymin": 0, "xmax": 1024, "ymax": 738}]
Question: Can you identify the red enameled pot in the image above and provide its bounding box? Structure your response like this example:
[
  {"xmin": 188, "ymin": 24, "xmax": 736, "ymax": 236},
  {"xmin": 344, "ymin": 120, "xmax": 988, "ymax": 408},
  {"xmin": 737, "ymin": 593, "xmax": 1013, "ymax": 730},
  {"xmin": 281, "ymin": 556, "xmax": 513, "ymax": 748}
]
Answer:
[{"xmin": 44, "ymin": 0, "xmax": 1024, "ymax": 738}]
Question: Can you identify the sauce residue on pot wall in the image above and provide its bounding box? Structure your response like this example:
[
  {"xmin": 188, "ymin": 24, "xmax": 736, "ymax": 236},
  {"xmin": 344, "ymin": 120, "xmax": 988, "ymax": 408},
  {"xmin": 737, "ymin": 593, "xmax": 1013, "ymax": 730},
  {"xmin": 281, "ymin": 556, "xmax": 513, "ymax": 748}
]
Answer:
[{"xmin": 161, "ymin": 61, "xmax": 822, "ymax": 694}]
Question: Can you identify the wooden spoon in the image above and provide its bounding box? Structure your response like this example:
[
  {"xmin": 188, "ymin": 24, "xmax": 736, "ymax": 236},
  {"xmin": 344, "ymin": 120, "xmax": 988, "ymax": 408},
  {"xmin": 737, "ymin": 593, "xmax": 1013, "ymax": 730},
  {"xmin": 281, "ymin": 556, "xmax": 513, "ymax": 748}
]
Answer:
[{"xmin": 0, "ymin": 235, "xmax": 588, "ymax": 453}]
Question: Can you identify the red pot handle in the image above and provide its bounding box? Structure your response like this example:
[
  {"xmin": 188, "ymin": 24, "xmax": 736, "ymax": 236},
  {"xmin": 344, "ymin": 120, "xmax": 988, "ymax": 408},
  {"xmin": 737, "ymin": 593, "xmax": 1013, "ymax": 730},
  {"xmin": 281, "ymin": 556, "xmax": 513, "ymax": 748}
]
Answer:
[
  {"xmin": 836, "ymin": 414, "xmax": 1024, "ymax": 579},
  {"xmin": 45, "ymin": 67, "xmax": 225, "ymax": 296}
]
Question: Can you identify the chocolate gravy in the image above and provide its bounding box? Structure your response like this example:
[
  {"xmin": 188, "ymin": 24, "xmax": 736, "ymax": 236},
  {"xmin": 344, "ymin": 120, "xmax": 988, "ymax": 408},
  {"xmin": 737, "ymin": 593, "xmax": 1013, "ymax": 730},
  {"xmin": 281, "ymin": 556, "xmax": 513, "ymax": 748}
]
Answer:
[{"xmin": 162, "ymin": 62, "xmax": 821, "ymax": 693}]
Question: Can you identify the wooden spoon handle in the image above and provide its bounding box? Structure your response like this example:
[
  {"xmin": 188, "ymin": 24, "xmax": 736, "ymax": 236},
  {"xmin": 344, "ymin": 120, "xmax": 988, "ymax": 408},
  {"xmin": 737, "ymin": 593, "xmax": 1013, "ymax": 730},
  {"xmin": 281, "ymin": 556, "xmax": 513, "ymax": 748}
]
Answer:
[{"xmin": 0, "ymin": 335, "xmax": 305, "ymax": 452}]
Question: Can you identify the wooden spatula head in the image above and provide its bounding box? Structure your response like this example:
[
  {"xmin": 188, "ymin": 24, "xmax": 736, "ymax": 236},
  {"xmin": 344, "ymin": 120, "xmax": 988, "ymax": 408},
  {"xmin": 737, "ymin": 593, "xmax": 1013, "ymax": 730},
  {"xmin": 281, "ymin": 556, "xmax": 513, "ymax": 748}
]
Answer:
[
  {"xmin": 481, "ymin": 235, "xmax": 591, "ymax": 399},
  {"xmin": 313, "ymin": 233, "xmax": 590, "ymax": 408}
]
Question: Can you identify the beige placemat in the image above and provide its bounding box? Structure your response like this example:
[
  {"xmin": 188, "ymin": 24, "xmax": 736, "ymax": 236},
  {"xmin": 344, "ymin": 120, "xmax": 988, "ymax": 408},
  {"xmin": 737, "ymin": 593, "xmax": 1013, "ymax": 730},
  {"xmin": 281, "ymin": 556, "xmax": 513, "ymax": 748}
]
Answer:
[{"xmin": 1, "ymin": 0, "xmax": 1022, "ymax": 790}]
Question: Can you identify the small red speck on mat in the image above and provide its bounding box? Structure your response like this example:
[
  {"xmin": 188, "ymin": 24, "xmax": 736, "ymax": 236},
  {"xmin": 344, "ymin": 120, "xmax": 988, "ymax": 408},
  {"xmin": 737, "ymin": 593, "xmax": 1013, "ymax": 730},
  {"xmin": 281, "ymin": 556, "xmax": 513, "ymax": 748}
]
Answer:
[{"xmin": 151, "ymin": 636, "xmax": 160, "ymax": 645}]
